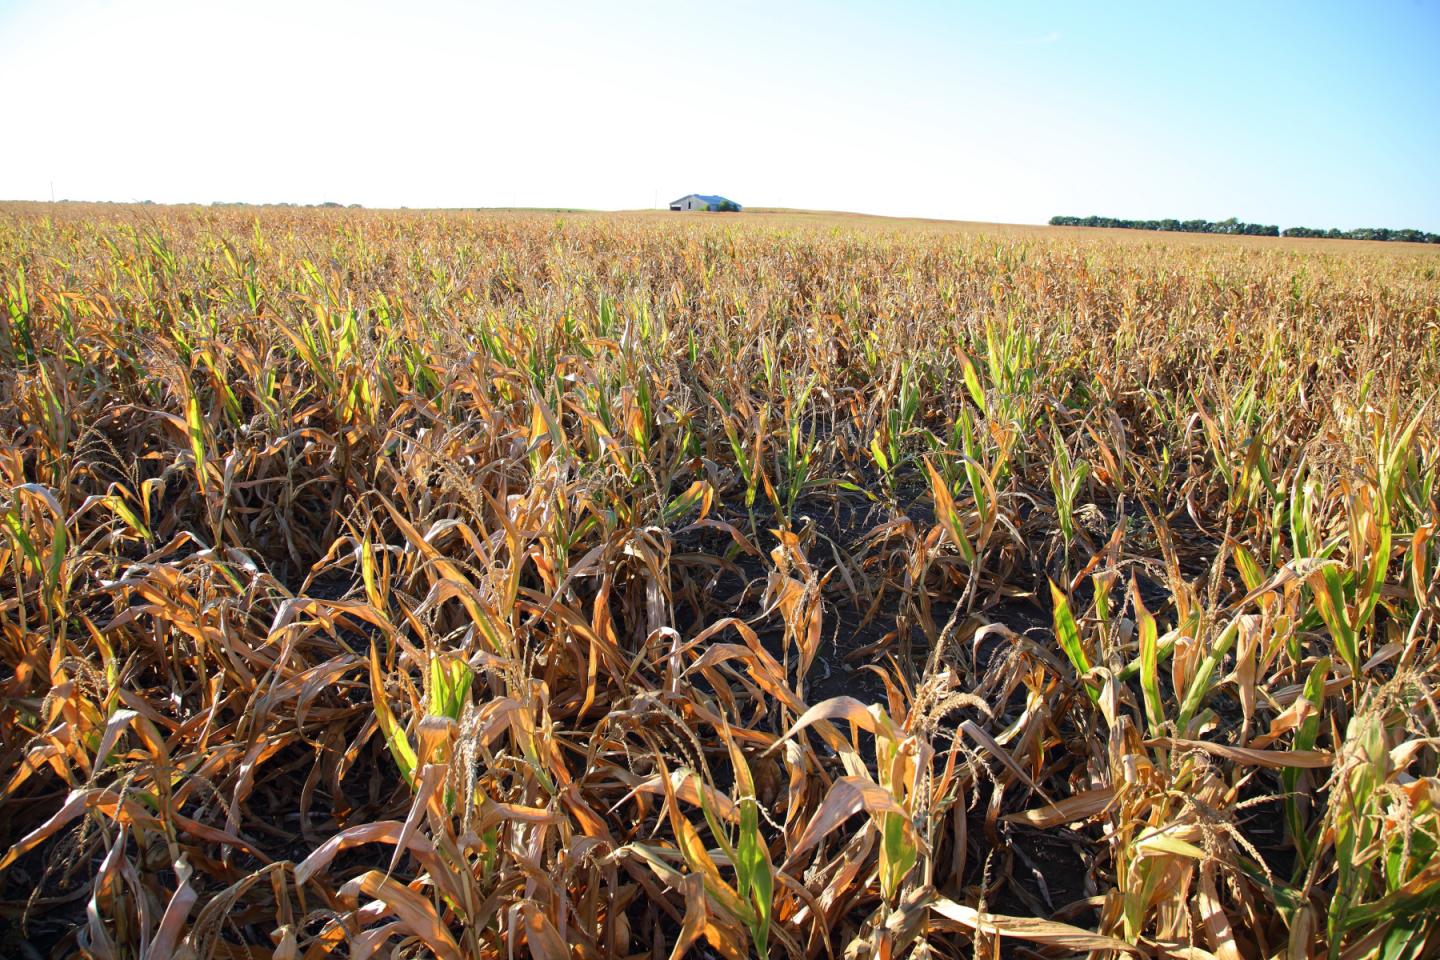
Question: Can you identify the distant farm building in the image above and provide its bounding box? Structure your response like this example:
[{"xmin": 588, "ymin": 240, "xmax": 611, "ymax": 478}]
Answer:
[{"xmin": 670, "ymin": 194, "xmax": 741, "ymax": 212}]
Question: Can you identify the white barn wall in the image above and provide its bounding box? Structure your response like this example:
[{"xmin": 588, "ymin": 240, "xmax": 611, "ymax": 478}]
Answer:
[{"xmin": 668, "ymin": 194, "xmax": 740, "ymax": 212}]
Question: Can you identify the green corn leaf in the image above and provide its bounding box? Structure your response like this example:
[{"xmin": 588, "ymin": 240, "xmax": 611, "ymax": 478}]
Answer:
[
  {"xmin": 185, "ymin": 393, "xmax": 208, "ymax": 490},
  {"xmin": 960, "ymin": 352, "xmax": 986, "ymax": 413},
  {"xmin": 1050, "ymin": 580, "xmax": 1098, "ymax": 703},
  {"xmin": 1234, "ymin": 542, "xmax": 1266, "ymax": 593},
  {"xmin": 869, "ymin": 434, "xmax": 890, "ymax": 474},
  {"xmin": 1354, "ymin": 490, "xmax": 1392, "ymax": 638},
  {"xmin": 369, "ymin": 642, "xmax": 417, "ymax": 784},
  {"xmin": 927, "ymin": 458, "xmax": 975, "ymax": 565},
  {"xmin": 2, "ymin": 509, "xmax": 40, "ymax": 572},
  {"xmin": 429, "ymin": 654, "xmax": 474, "ymax": 722},
  {"xmin": 1176, "ymin": 616, "xmax": 1242, "ymax": 732},
  {"xmin": 1311, "ymin": 564, "xmax": 1359, "ymax": 677},
  {"xmin": 1134, "ymin": 586, "xmax": 1164, "ymax": 733},
  {"xmin": 736, "ymin": 797, "xmax": 773, "ymax": 958},
  {"xmin": 105, "ymin": 494, "xmax": 152, "ymax": 541},
  {"xmin": 880, "ymin": 809, "xmax": 918, "ymax": 900},
  {"xmin": 1285, "ymin": 657, "xmax": 1329, "ymax": 866}
]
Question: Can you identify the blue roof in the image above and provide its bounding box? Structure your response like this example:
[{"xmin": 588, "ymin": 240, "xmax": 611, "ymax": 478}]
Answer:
[{"xmin": 671, "ymin": 194, "xmax": 739, "ymax": 205}]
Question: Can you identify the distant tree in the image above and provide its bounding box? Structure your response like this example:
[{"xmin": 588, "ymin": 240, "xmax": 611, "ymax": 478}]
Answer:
[{"xmin": 1053, "ymin": 215, "xmax": 1430, "ymax": 244}]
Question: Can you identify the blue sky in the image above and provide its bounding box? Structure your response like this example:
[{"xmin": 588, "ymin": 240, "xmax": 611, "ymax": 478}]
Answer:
[{"xmin": 2, "ymin": 0, "xmax": 1437, "ymax": 229}]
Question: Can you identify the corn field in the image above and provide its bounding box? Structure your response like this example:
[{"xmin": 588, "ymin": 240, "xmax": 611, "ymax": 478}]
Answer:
[{"xmin": 1, "ymin": 203, "xmax": 1438, "ymax": 959}]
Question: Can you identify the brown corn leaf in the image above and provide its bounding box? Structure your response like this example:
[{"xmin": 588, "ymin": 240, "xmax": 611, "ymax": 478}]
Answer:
[
  {"xmin": 928, "ymin": 892, "xmax": 1142, "ymax": 953},
  {"xmin": 337, "ymin": 870, "xmax": 463, "ymax": 960},
  {"xmin": 1198, "ymin": 860, "xmax": 1243, "ymax": 960},
  {"xmin": 1002, "ymin": 786, "xmax": 1116, "ymax": 829},
  {"xmin": 790, "ymin": 775, "xmax": 914, "ymax": 859},
  {"xmin": 1149, "ymin": 737, "xmax": 1333, "ymax": 768},
  {"xmin": 519, "ymin": 901, "xmax": 571, "ymax": 960},
  {"xmin": 295, "ymin": 821, "xmax": 436, "ymax": 886}
]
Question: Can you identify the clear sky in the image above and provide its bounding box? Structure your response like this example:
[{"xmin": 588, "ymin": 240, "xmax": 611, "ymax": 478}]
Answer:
[{"xmin": 2, "ymin": 0, "xmax": 1438, "ymax": 229}]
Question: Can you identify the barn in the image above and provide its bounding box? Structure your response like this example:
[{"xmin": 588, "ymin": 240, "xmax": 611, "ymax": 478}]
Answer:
[{"xmin": 669, "ymin": 194, "xmax": 741, "ymax": 212}]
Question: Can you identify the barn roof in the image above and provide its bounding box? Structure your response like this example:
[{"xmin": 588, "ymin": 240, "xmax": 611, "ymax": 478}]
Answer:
[{"xmin": 671, "ymin": 194, "xmax": 738, "ymax": 205}]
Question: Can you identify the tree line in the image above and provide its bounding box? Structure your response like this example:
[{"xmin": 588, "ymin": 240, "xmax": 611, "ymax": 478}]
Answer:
[
  {"xmin": 1277, "ymin": 225, "xmax": 1438, "ymax": 243},
  {"xmin": 1049, "ymin": 215, "xmax": 1440, "ymax": 244}
]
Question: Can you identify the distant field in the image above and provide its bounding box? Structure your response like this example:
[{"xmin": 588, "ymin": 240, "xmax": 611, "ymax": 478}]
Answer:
[
  {"xmin": 694, "ymin": 206, "xmax": 1440, "ymax": 254},
  {"xmin": 16, "ymin": 199, "xmax": 1440, "ymax": 255},
  {"xmin": 0, "ymin": 202, "xmax": 1437, "ymax": 958}
]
